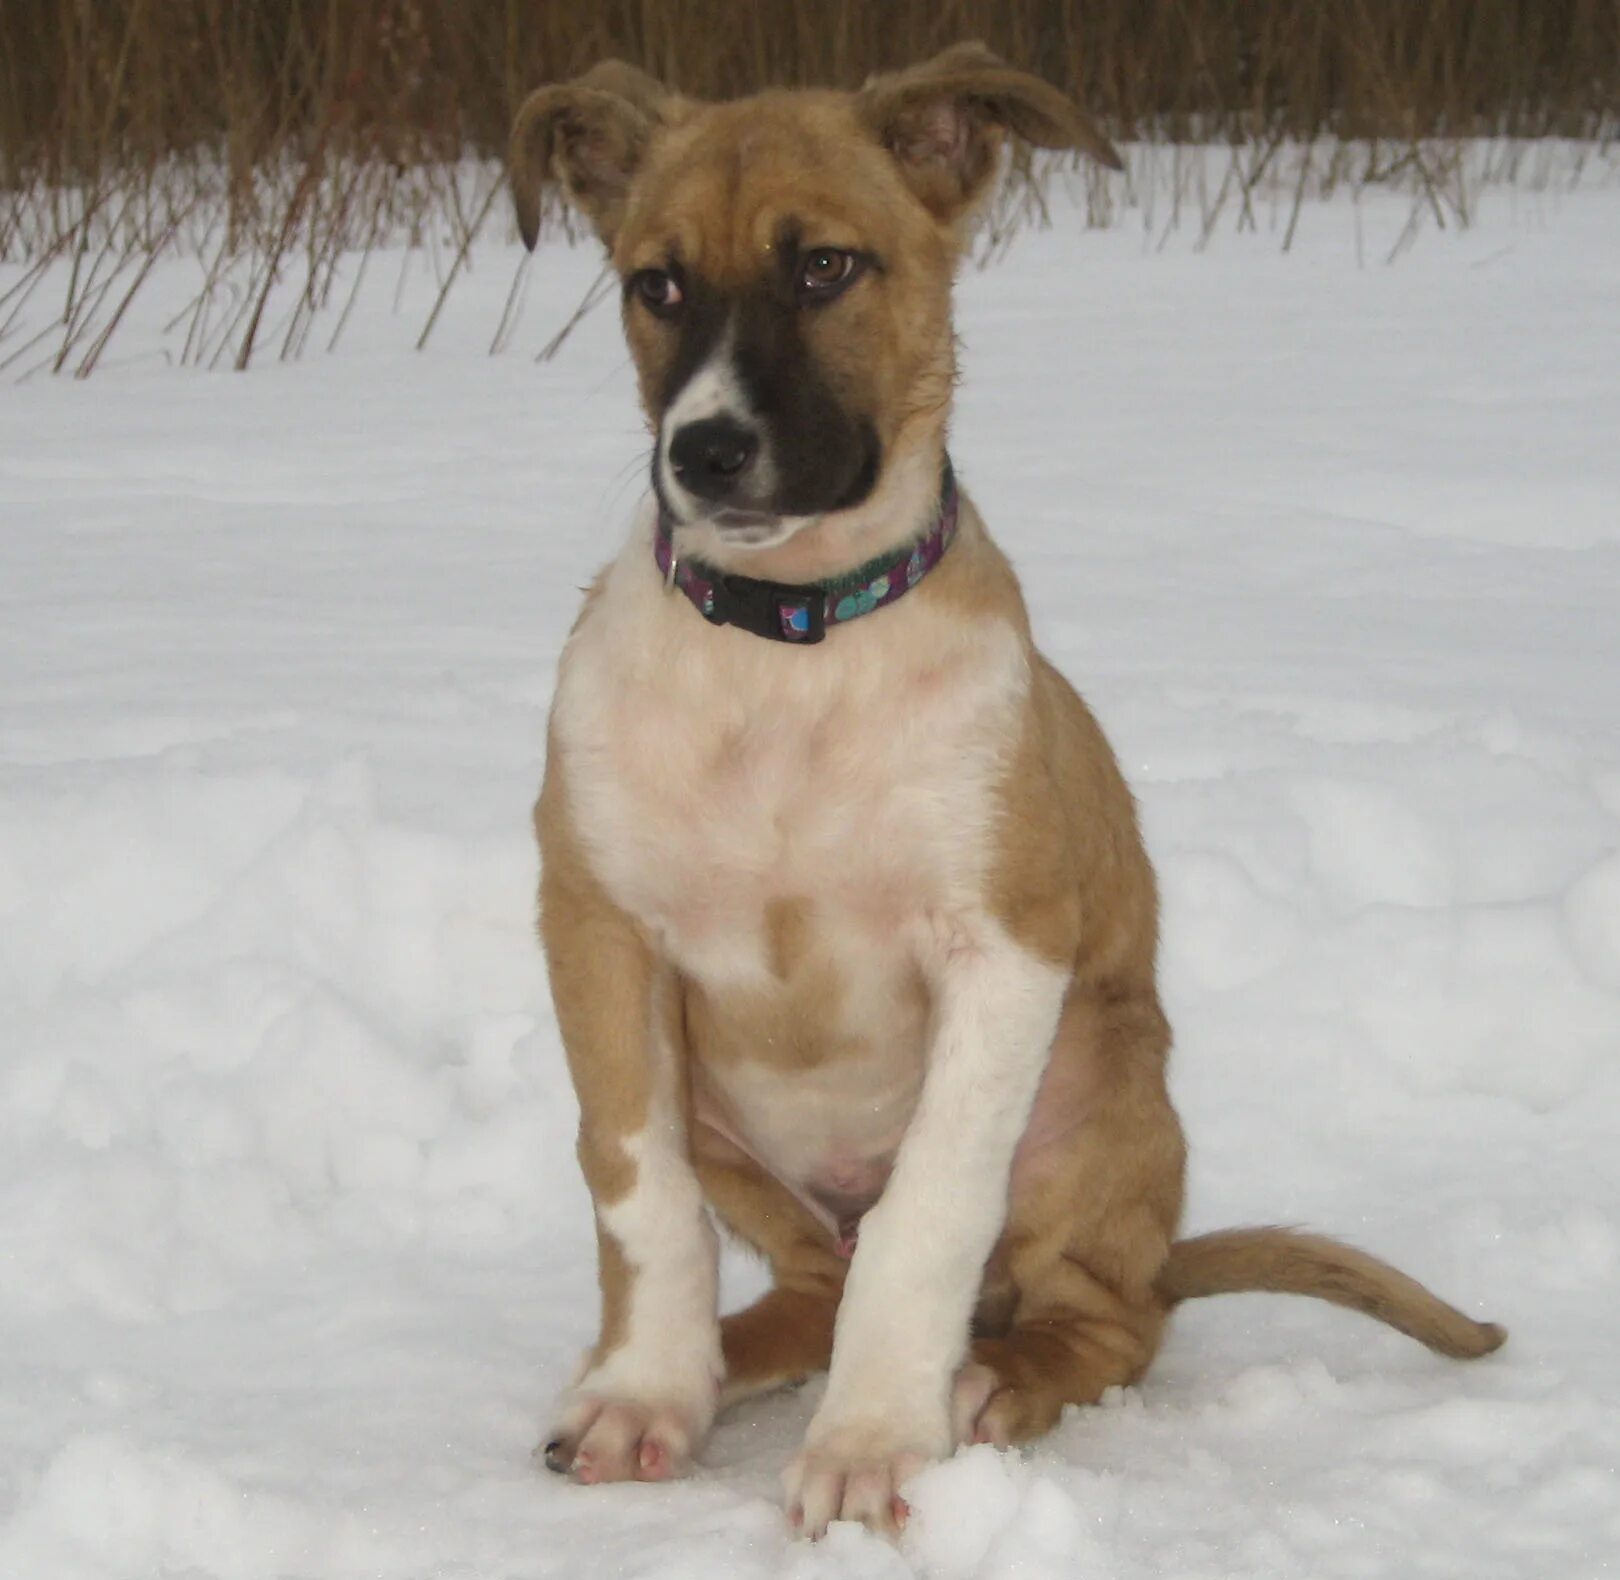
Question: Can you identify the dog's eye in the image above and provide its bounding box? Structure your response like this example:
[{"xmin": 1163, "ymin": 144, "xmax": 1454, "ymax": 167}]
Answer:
[
  {"xmin": 796, "ymin": 248, "xmax": 861, "ymax": 301},
  {"xmin": 630, "ymin": 269, "xmax": 683, "ymax": 318}
]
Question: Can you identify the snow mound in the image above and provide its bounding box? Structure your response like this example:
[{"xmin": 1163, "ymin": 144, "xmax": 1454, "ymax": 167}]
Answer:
[
  {"xmin": 901, "ymin": 1445, "xmax": 1114, "ymax": 1578},
  {"xmin": 0, "ymin": 1433, "xmax": 395, "ymax": 1580}
]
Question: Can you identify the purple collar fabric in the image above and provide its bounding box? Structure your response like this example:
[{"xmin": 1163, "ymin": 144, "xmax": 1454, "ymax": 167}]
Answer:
[{"xmin": 652, "ymin": 460, "xmax": 959, "ymax": 645}]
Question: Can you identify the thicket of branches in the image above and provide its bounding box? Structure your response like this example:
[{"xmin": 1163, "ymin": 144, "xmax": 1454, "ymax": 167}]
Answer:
[{"xmin": 1, "ymin": 1, "xmax": 1615, "ymax": 376}]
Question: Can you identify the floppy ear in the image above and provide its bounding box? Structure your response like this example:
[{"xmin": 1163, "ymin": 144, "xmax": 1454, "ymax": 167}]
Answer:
[
  {"xmin": 508, "ymin": 61, "xmax": 678, "ymax": 250},
  {"xmin": 860, "ymin": 43, "xmax": 1121, "ymax": 221}
]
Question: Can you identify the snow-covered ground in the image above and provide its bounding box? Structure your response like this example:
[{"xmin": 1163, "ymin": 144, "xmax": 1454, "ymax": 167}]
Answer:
[{"xmin": 2, "ymin": 175, "xmax": 1618, "ymax": 1578}]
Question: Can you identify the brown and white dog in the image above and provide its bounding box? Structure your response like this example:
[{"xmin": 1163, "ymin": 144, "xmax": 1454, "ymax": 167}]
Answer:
[{"xmin": 509, "ymin": 46, "xmax": 1504, "ymax": 1540}]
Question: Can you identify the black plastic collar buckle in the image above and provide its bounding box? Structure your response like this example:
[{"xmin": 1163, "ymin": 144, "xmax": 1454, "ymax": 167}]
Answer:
[{"xmin": 706, "ymin": 573, "xmax": 826, "ymax": 645}]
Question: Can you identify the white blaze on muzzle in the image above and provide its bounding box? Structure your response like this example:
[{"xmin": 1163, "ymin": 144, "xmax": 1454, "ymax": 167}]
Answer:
[{"xmin": 658, "ymin": 323, "xmax": 776, "ymax": 518}]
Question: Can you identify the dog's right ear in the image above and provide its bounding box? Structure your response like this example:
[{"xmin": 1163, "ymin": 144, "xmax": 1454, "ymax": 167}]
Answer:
[
  {"xmin": 508, "ymin": 61, "xmax": 678, "ymax": 250},
  {"xmin": 861, "ymin": 43, "xmax": 1121, "ymax": 222}
]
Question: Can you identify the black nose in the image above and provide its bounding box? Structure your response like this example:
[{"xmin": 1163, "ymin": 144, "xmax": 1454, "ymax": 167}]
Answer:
[{"xmin": 667, "ymin": 417, "xmax": 758, "ymax": 501}]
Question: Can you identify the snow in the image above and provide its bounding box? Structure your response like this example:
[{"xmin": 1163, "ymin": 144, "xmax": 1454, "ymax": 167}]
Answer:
[{"xmin": 3, "ymin": 169, "xmax": 1619, "ymax": 1578}]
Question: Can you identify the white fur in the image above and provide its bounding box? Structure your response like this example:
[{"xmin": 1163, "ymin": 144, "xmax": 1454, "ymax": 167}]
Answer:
[
  {"xmin": 695, "ymin": 1038, "xmax": 924, "ymax": 1214},
  {"xmin": 552, "ymin": 494, "xmax": 1024, "ymax": 979},
  {"xmin": 661, "ymin": 328, "xmax": 746, "ymax": 432},
  {"xmin": 805, "ymin": 921, "xmax": 1068, "ymax": 1450},
  {"xmin": 571, "ymin": 1133, "xmax": 722, "ymax": 1423},
  {"xmin": 562, "ymin": 985, "xmax": 722, "ymax": 1428}
]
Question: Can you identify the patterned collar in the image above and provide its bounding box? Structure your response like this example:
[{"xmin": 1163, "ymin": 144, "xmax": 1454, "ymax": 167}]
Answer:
[{"xmin": 652, "ymin": 459, "xmax": 959, "ymax": 645}]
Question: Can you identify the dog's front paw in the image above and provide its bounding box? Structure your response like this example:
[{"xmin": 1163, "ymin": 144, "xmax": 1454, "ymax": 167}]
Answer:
[
  {"xmin": 783, "ymin": 1414, "xmax": 947, "ymax": 1540},
  {"xmin": 538, "ymin": 1392, "xmax": 710, "ymax": 1485}
]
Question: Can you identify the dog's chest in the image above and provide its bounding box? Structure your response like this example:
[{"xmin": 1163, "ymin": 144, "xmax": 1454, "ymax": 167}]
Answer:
[
  {"xmin": 554, "ymin": 566, "xmax": 1023, "ymax": 994},
  {"xmin": 554, "ymin": 582, "xmax": 1024, "ymax": 1209},
  {"xmin": 547, "ymin": 538, "xmax": 1035, "ymax": 1216}
]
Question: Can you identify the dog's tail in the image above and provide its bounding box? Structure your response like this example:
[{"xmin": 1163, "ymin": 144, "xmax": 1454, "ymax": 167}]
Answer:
[{"xmin": 1156, "ymin": 1226, "xmax": 1506, "ymax": 1359}]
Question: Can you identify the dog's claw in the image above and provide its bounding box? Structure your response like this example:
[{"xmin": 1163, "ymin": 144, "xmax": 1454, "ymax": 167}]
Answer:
[{"xmin": 542, "ymin": 1438, "xmax": 573, "ymax": 1475}]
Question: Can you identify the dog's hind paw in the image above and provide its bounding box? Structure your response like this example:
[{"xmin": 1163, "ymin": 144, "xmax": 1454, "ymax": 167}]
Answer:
[
  {"xmin": 536, "ymin": 1396, "xmax": 701, "ymax": 1485},
  {"xmin": 950, "ymin": 1358, "xmax": 1014, "ymax": 1448}
]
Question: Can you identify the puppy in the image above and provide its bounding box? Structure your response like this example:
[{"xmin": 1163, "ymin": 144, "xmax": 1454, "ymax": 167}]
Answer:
[{"xmin": 509, "ymin": 46, "xmax": 1503, "ymax": 1540}]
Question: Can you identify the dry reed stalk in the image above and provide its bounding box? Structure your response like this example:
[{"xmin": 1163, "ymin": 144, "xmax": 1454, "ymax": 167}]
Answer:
[{"xmin": 0, "ymin": 1, "xmax": 1614, "ymax": 377}]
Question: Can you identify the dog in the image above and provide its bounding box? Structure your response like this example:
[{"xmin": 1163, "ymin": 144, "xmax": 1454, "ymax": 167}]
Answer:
[{"xmin": 508, "ymin": 45, "xmax": 1504, "ymax": 1540}]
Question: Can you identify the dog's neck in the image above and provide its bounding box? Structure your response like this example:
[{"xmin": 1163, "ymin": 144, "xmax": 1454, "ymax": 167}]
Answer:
[{"xmin": 664, "ymin": 435, "xmax": 949, "ymax": 588}]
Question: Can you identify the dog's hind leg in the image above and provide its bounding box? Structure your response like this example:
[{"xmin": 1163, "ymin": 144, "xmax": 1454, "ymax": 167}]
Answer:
[
  {"xmin": 953, "ymin": 984, "xmax": 1186, "ymax": 1447},
  {"xmin": 719, "ymin": 1286, "xmax": 841, "ymax": 1408},
  {"xmin": 953, "ymin": 1250, "xmax": 1169, "ymax": 1446},
  {"xmin": 695, "ymin": 1140, "xmax": 847, "ymax": 1408}
]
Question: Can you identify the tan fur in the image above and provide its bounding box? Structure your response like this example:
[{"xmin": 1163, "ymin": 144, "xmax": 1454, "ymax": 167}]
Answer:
[
  {"xmin": 1159, "ymin": 1229, "xmax": 1507, "ymax": 1360},
  {"xmin": 533, "ymin": 745, "xmax": 648, "ymax": 1369},
  {"xmin": 517, "ymin": 45, "xmax": 1503, "ymax": 1527},
  {"xmin": 535, "ymin": 742, "xmax": 649, "ymax": 1209}
]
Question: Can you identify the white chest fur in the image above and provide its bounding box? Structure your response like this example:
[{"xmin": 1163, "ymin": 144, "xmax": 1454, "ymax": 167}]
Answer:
[{"xmin": 551, "ymin": 511, "xmax": 1028, "ymax": 998}]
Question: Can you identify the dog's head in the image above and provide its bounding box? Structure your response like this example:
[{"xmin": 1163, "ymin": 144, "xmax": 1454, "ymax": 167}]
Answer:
[{"xmin": 510, "ymin": 46, "xmax": 1119, "ymax": 548}]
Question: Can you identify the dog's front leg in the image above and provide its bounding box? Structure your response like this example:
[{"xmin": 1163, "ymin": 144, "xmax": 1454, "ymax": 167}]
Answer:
[
  {"xmin": 536, "ymin": 778, "xmax": 722, "ymax": 1485},
  {"xmin": 785, "ymin": 918, "xmax": 1068, "ymax": 1537}
]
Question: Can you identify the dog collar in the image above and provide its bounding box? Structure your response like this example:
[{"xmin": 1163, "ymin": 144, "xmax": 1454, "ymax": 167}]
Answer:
[{"xmin": 652, "ymin": 460, "xmax": 958, "ymax": 645}]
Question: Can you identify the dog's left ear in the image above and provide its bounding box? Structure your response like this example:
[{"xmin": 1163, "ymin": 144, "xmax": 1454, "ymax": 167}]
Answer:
[
  {"xmin": 509, "ymin": 61, "xmax": 683, "ymax": 250},
  {"xmin": 860, "ymin": 43, "xmax": 1121, "ymax": 221}
]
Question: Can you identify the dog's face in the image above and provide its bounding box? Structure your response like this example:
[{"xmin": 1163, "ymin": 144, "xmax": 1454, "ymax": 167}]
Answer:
[
  {"xmin": 614, "ymin": 95, "xmax": 949, "ymax": 540},
  {"xmin": 511, "ymin": 47, "xmax": 1119, "ymax": 546}
]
